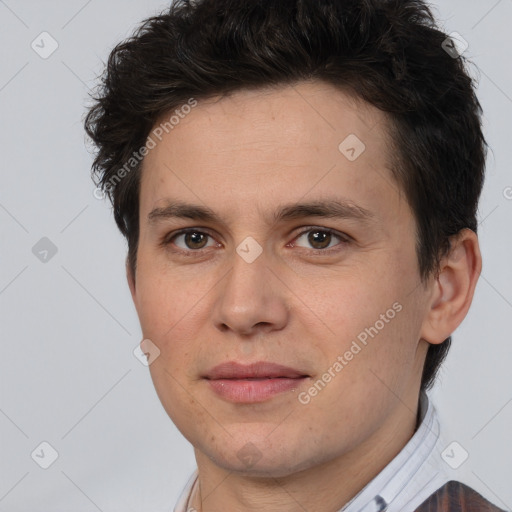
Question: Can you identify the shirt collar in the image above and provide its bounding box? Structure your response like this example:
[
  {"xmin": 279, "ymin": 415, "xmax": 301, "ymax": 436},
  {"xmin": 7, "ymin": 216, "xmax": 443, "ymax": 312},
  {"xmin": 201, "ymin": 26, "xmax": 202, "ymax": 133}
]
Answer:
[{"xmin": 339, "ymin": 390, "xmax": 440, "ymax": 511}]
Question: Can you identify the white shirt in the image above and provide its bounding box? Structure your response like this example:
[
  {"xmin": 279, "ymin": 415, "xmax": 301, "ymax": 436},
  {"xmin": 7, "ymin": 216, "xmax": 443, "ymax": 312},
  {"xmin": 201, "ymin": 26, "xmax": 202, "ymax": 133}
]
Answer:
[{"xmin": 172, "ymin": 392, "xmax": 496, "ymax": 511}]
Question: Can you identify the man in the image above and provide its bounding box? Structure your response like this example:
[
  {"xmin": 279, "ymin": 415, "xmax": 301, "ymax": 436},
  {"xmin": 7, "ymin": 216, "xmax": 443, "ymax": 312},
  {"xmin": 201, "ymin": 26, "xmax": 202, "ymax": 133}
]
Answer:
[{"xmin": 84, "ymin": 0, "xmax": 505, "ymax": 510}]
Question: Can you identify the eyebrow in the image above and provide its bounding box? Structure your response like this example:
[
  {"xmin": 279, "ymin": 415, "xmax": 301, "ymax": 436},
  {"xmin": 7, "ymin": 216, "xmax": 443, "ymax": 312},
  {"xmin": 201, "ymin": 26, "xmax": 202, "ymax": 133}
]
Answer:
[{"xmin": 147, "ymin": 198, "xmax": 376, "ymax": 227}]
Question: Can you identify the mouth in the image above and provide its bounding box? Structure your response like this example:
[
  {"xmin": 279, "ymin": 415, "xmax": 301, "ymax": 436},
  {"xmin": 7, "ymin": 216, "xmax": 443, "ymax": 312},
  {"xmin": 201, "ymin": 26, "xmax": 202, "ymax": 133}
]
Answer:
[{"xmin": 203, "ymin": 361, "xmax": 310, "ymax": 403}]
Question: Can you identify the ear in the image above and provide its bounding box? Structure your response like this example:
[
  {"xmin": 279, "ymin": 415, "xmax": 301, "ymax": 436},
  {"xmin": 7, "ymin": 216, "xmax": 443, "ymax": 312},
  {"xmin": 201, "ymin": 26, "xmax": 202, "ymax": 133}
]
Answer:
[
  {"xmin": 420, "ymin": 228, "xmax": 482, "ymax": 344},
  {"xmin": 126, "ymin": 256, "xmax": 137, "ymax": 303}
]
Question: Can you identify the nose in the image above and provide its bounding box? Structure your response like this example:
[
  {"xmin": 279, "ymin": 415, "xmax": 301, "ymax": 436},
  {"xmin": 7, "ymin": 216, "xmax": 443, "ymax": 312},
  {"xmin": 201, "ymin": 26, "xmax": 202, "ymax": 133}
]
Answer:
[{"xmin": 211, "ymin": 249, "xmax": 290, "ymax": 337}]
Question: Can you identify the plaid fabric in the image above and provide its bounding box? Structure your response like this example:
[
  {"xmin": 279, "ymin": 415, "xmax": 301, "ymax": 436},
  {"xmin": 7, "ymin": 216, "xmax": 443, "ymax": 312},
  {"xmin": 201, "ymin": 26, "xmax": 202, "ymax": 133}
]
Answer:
[{"xmin": 414, "ymin": 481, "xmax": 507, "ymax": 512}]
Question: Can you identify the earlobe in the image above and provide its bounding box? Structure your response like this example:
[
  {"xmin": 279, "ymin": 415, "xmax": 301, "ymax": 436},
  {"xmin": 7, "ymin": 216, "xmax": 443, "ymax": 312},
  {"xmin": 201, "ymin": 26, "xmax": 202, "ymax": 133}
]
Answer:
[{"xmin": 420, "ymin": 229, "xmax": 482, "ymax": 345}]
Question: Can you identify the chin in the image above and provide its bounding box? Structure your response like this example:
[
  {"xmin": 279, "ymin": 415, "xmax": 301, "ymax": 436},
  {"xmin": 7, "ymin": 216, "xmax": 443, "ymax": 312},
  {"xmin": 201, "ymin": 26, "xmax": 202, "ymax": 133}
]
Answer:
[
  {"xmin": 210, "ymin": 453, "xmax": 313, "ymax": 478},
  {"xmin": 198, "ymin": 433, "xmax": 332, "ymax": 479}
]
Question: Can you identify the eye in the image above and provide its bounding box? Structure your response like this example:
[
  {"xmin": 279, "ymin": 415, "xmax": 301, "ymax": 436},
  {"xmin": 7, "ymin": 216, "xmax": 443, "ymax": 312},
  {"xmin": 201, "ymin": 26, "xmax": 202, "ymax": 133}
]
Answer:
[
  {"xmin": 291, "ymin": 227, "xmax": 349, "ymax": 251},
  {"xmin": 162, "ymin": 226, "xmax": 350, "ymax": 255},
  {"xmin": 165, "ymin": 229, "xmax": 218, "ymax": 251}
]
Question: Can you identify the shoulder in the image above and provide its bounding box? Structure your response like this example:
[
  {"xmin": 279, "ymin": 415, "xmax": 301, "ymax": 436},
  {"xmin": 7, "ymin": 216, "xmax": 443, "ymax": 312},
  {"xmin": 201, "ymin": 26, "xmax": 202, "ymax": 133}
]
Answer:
[{"xmin": 414, "ymin": 480, "xmax": 507, "ymax": 512}]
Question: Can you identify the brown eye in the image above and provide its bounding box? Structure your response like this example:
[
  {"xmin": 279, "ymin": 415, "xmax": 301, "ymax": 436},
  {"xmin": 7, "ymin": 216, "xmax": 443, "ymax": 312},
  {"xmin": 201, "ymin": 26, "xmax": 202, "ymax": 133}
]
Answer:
[
  {"xmin": 169, "ymin": 230, "xmax": 215, "ymax": 250},
  {"xmin": 293, "ymin": 228, "xmax": 348, "ymax": 251},
  {"xmin": 307, "ymin": 230, "xmax": 332, "ymax": 249},
  {"xmin": 184, "ymin": 231, "xmax": 208, "ymax": 249}
]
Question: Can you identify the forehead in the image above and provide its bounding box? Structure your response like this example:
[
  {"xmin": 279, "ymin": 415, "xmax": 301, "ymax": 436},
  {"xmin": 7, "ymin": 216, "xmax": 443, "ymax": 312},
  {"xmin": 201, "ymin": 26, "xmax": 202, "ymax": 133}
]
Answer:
[{"xmin": 139, "ymin": 81, "xmax": 404, "ymax": 226}]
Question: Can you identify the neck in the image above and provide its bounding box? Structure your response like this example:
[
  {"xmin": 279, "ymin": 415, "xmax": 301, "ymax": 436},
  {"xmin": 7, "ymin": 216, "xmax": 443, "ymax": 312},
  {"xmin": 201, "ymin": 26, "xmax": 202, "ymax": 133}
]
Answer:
[{"xmin": 190, "ymin": 392, "xmax": 421, "ymax": 512}]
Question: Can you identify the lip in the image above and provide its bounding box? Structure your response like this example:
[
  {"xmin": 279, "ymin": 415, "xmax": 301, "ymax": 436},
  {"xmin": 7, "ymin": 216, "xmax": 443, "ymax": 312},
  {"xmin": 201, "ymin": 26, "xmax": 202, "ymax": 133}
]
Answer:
[{"xmin": 203, "ymin": 361, "xmax": 309, "ymax": 403}]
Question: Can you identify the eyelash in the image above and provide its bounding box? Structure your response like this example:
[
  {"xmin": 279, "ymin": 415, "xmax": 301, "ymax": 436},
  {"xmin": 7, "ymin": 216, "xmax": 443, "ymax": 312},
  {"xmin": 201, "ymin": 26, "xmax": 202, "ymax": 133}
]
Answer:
[{"xmin": 161, "ymin": 227, "xmax": 351, "ymax": 255}]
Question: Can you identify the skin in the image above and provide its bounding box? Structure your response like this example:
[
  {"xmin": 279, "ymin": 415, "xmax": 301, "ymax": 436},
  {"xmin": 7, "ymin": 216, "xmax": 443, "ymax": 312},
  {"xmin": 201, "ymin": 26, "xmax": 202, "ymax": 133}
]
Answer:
[{"xmin": 127, "ymin": 81, "xmax": 481, "ymax": 512}]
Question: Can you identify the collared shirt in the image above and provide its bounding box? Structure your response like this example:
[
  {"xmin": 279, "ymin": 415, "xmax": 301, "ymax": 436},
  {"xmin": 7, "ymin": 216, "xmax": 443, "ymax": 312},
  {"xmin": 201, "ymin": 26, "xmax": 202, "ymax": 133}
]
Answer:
[{"xmin": 173, "ymin": 392, "xmax": 501, "ymax": 511}]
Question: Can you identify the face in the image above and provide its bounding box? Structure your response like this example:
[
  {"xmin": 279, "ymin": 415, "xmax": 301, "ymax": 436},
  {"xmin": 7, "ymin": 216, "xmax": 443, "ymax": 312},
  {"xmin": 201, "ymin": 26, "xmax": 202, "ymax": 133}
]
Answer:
[{"xmin": 129, "ymin": 81, "xmax": 433, "ymax": 477}]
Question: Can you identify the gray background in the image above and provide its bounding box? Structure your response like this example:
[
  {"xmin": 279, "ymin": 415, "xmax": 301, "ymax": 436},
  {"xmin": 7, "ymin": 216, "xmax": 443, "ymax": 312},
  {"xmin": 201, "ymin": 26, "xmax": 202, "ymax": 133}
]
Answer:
[{"xmin": 0, "ymin": 0, "xmax": 511, "ymax": 510}]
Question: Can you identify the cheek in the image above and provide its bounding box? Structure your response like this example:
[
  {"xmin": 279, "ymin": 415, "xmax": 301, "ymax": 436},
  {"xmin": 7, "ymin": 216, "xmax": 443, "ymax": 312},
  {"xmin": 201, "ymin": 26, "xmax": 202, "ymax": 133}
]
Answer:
[
  {"xmin": 134, "ymin": 281, "xmax": 197, "ymax": 395},
  {"xmin": 147, "ymin": 362, "xmax": 210, "ymax": 448},
  {"xmin": 299, "ymin": 267, "xmax": 400, "ymax": 339},
  {"xmin": 134, "ymin": 260, "xmax": 201, "ymax": 337},
  {"xmin": 305, "ymin": 266, "xmax": 421, "ymax": 383}
]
